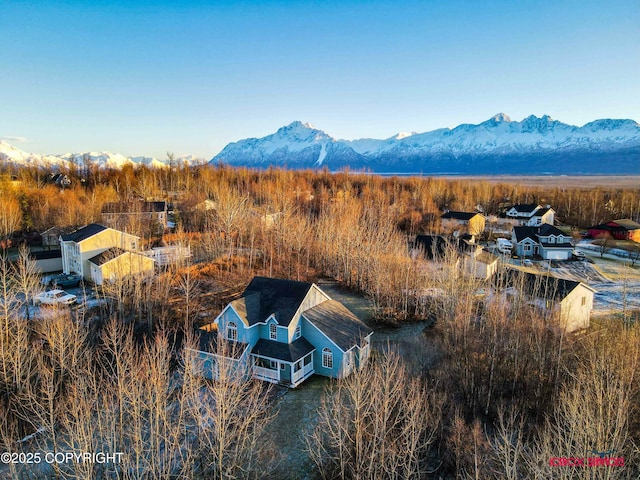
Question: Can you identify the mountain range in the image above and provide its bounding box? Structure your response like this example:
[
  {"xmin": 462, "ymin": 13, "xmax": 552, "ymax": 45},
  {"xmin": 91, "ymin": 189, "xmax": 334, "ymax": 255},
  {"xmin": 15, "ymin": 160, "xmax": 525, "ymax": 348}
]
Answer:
[
  {"xmin": 211, "ymin": 114, "xmax": 640, "ymax": 174},
  {"xmin": 0, "ymin": 141, "xmax": 202, "ymax": 170}
]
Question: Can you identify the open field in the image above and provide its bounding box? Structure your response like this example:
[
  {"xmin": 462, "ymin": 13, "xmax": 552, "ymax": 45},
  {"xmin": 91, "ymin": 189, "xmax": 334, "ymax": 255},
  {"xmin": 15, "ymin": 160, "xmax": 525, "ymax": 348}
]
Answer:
[{"xmin": 434, "ymin": 175, "xmax": 640, "ymax": 188}]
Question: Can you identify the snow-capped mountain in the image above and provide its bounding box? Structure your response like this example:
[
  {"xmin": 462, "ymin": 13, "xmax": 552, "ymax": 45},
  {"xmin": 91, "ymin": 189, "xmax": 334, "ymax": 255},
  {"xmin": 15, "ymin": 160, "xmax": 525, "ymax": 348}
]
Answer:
[
  {"xmin": 211, "ymin": 121, "xmax": 367, "ymax": 169},
  {"xmin": 211, "ymin": 115, "xmax": 640, "ymax": 174},
  {"xmin": 0, "ymin": 142, "xmax": 199, "ymax": 170}
]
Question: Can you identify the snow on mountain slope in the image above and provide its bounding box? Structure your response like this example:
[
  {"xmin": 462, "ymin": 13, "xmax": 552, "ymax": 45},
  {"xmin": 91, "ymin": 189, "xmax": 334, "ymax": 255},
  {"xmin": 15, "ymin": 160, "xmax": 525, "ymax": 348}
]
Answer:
[
  {"xmin": 0, "ymin": 142, "xmax": 198, "ymax": 170},
  {"xmin": 211, "ymin": 114, "xmax": 640, "ymax": 174},
  {"xmin": 213, "ymin": 121, "xmax": 367, "ymax": 167}
]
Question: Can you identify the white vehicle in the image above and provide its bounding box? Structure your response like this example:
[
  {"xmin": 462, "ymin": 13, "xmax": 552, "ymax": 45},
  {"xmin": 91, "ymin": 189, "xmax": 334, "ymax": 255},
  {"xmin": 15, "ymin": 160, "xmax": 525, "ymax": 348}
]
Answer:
[
  {"xmin": 572, "ymin": 250, "xmax": 585, "ymax": 259},
  {"xmin": 496, "ymin": 238, "xmax": 513, "ymax": 255},
  {"xmin": 33, "ymin": 289, "xmax": 77, "ymax": 306},
  {"xmin": 523, "ymin": 259, "xmax": 533, "ymax": 267}
]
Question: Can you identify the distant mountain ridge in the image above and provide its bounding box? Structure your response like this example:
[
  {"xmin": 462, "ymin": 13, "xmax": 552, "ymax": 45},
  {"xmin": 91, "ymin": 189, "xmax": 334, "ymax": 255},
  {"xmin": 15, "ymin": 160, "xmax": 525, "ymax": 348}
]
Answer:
[
  {"xmin": 211, "ymin": 114, "xmax": 640, "ymax": 174},
  {"xmin": 0, "ymin": 141, "xmax": 201, "ymax": 170}
]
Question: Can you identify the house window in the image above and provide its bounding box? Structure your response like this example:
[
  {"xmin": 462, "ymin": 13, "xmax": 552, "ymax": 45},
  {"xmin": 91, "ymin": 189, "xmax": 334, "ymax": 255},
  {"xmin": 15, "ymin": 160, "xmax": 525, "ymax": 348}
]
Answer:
[
  {"xmin": 270, "ymin": 360, "xmax": 278, "ymax": 370},
  {"xmin": 295, "ymin": 325, "xmax": 301, "ymax": 339},
  {"xmin": 280, "ymin": 362, "xmax": 285, "ymax": 370},
  {"xmin": 581, "ymin": 296, "xmax": 586, "ymax": 306},
  {"xmin": 227, "ymin": 322, "xmax": 237, "ymax": 341},
  {"xmin": 269, "ymin": 323, "xmax": 277, "ymax": 340},
  {"xmin": 322, "ymin": 348, "xmax": 333, "ymax": 369},
  {"xmin": 524, "ymin": 244, "xmax": 531, "ymax": 252}
]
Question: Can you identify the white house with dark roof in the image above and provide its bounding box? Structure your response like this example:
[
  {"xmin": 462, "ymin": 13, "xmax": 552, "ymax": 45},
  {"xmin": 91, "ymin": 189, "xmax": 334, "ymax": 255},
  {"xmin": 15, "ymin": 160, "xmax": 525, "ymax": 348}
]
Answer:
[
  {"xmin": 193, "ymin": 276, "xmax": 373, "ymax": 388},
  {"xmin": 505, "ymin": 203, "xmax": 555, "ymax": 226},
  {"xmin": 60, "ymin": 224, "xmax": 141, "ymax": 282},
  {"xmin": 512, "ymin": 225, "xmax": 573, "ymax": 260}
]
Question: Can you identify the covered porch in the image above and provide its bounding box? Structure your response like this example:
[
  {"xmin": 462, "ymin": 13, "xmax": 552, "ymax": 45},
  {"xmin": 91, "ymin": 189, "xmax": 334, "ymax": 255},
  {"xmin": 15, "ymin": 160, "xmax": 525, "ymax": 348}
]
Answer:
[{"xmin": 250, "ymin": 337, "xmax": 316, "ymax": 388}]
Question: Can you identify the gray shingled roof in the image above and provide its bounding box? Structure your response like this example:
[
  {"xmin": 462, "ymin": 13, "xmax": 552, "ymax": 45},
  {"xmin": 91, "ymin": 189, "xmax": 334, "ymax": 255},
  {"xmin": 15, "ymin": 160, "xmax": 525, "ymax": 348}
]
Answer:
[
  {"xmin": 196, "ymin": 330, "xmax": 249, "ymax": 360},
  {"xmin": 441, "ymin": 211, "xmax": 480, "ymax": 221},
  {"xmin": 538, "ymin": 224, "xmax": 567, "ymax": 237},
  {"xmin": 251, "ymin": 337, "xmax": 315, "ymax": 362},
  {"xmin": 302, "ymin": 300, "xmax": 372, "ymax": 352},
  {"xmin": 87, "ymin": 247, "xmax": 128, "ymax": 266},
  {"xmin": 496, "ymin": 269, "xmax": 590, "ymax": 301},
  {"xmin": 60, "ymin": 224, "xmax": 108, "ymax": 243},
  {"xmin": 511, "ymin": 203, "xmax": 541, "ymax": 213},
  {"xmin": 513, "ymin": 226, "xmax": 538, "ymax": 243},
  {"xmin": 102, "ymin": 201, "xmax": 167, "ymax": 214},
  {"xmin": 234, "ymin": 277, "xmax": 314, "ymax": 327}
]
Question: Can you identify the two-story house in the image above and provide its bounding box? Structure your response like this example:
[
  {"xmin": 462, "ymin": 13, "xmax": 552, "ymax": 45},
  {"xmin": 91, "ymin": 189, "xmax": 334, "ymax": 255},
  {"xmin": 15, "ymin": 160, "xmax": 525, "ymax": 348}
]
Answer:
[
  {"xmin": 101, "ymin": 201, "xmax": 169, "ymax": 233},
  {"xmin": 505, "ymin": 203, "xmax": 555, "ymax": 226},
  {"xmin": 512, "ymin": 224, "xmax": 573, "ymax": 260},
  {"xmin": 60, "ymin": 223, "xmax": 152, "ymax": 283},
  {"xmin": 192, "ymin": 277, "xmax": 373, "ymax": 388},
  {"xmin": 440, "ymin": 211, "xmax": 486, "ymax": 237}
]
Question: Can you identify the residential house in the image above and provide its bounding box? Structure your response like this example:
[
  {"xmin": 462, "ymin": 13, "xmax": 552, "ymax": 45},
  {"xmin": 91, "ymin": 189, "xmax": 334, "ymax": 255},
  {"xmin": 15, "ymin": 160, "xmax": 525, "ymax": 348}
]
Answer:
[
  {"xmin": 192, "ymin": 277, "xmax": 373, "ymax": 388},
  {"xmin": 88, "ymin": 247, "xmax": 155, "ymax": 286},
  {"xmin": 512, "ymin": 224, "xmax": 573, "ymax": 260},
  {"xmin": 504, "ymin": 203, "xmax": 555, "ymax": 226},
  {"xmin": 413, "ymin": 234, "xmax": 499, "ymax": 279},
  {"xmin": 494, "ymin": 269, "xmax": 595, "ymax": 332},
  {"xmin": 440, "ymin": 211, "xmax": 485, "ymax": 236},
  {"xmin": 41, "ymin": 227, "xmax": 67, "ymax": 249},
  {"xmin": 101, "ymin": 201, "xmax": 169, "ymax": 233},
  {"xmin": 587, "ymin": 219, "xmax": 640, "ymax": 242},
  {"xmin": 60, "ymin": 224, "xmax": 140, "ymax": 282}
]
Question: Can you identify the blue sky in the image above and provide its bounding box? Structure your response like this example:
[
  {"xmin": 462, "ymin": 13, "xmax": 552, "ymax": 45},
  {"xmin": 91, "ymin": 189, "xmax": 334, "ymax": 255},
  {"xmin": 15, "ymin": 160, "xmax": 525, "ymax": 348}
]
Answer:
[{"xmin": 2, "ymin": 0, "xmax": 639, "ymax": 159}]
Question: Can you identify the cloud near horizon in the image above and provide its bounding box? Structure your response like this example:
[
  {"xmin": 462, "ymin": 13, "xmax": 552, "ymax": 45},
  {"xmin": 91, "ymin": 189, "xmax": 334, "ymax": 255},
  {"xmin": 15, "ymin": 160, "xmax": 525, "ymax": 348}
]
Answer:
[{"xmin": 0, "ymin": 136, "xmax": 28, "ymax": 144}]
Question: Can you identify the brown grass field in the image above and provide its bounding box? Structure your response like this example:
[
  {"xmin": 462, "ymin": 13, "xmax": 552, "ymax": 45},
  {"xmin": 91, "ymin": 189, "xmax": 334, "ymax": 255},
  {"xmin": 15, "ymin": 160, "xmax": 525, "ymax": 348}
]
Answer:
[{"xmin": 435, "ymin": 175, "xmax": 640, "ymax": 188}]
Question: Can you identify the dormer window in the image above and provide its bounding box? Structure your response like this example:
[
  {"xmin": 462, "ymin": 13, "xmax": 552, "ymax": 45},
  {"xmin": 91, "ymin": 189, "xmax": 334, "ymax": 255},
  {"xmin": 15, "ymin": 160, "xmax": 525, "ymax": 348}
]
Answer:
[
  {"xmin": 295, "ymin": 325, "xmax": 301, "ymax": 339},
  {"xmin": 269, "ymin": 323, "xmax": 277, "ymax": 340}
]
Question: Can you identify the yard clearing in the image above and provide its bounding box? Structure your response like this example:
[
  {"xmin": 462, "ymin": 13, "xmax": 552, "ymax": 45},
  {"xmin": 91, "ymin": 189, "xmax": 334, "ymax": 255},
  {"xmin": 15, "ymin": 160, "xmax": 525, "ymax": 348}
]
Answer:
[{"xmin": 547, "ymin": 249, "xmax": 640, "ymax": 315}]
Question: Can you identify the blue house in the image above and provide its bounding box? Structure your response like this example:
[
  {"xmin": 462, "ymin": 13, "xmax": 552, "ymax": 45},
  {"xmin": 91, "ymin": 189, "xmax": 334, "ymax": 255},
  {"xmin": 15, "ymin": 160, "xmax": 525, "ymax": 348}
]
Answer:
[{"xmin": 193, "ymin": 277, "xmax": 373, "ymax": 387}]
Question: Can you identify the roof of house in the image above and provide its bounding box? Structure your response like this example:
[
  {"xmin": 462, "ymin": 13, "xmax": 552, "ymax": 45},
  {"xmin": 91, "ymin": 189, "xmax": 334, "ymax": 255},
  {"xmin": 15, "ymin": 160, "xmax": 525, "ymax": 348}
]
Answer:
[
  {"xmin": 513, "ymin": 226, "xmax": 539, "ymax": 243},
  {"xmin": 497, "ymin": 269, "xmax": 592, "ymax": 301},
  {"xmin": 610, "ymin": 219, "xmax": 640, "ymax": 230},
  {"xmin": 231, "ymin": 277, "xmax": 314, "ymax": 327},
  {"xmin": 532, "ymin": 206, "xmax": 553, "ymax": 217},
  {"xmin": 251, "ymin": 337, "xmax": 315, "ymax": 362},
  {"xmin": 441, "ymin": 211, "xmax": 480, "ymax": 221},
  {"xmin": 302, "ymin": 300, "xmax": 372, "ymax": 352},
  {"xmin": 475, "ymin": 251, "xmax": 499, "ymax": 265},
  {"xmin": 538, "ymin": 224, "xmax": 568, "ymax": 237},
  {"xmin": 414, "ymin": 235, "xmax": 450, "ymax": 259},
  {"xmin": 101, "ymin": 201, "xmax": 167, "ymax": 214},
  {"xmin": 60, "ymin": 223, "xmax": 108, "ymax": 243},
  {"xmin": 510, "ymin": 203, "xmax": 541, "ymax": 213},
  {"xmin": 196, "ymin": 330, "xmax": 249, "ymax": 360},
  {"xmin": 29, "ymin": 250, "xmax": 62, "ymax": 260},
  {"xmin": 88, "ymin": 247, "xmax": 128, "ymax": 266}
]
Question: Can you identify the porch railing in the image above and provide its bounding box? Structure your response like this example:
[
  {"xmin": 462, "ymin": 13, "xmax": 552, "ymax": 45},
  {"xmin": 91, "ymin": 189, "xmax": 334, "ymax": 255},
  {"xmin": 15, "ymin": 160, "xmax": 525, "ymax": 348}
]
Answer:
[
  {"xmin": 292, "ymin": 363, "xmax": 314, "ymax": 385},
  {"xmin": 252, "ymin": 365, "xmax": 280, "ymax": 383}
]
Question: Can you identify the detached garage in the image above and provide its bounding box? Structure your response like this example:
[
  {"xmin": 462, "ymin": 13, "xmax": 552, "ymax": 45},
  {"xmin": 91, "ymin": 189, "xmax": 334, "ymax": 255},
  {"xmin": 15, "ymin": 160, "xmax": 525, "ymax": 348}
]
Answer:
[{"xmin": 88, "ymin": 247, "xmax": 155, "ymax": 285}]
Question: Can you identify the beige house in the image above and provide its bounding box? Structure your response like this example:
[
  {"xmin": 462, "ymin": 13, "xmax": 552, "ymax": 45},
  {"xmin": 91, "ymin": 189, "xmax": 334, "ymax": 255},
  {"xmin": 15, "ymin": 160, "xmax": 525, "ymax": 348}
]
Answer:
[
  {"xmin": 461, "ymin": 250, "xmax": 499, "ymax": 280},
  {"xmin": 441, "ymin": 211, "xmax": 485, "ymax": 236},
  {"xmin": 88, "ymin": 248, "xmax": 155, "ymax": 285},
  {"xmin": 496, "ymin": 269, "xmax": 595, "ymax": 332},
  {"xmin": 60, "ymin": 224, "xmax": 140, "ymax": 281}
]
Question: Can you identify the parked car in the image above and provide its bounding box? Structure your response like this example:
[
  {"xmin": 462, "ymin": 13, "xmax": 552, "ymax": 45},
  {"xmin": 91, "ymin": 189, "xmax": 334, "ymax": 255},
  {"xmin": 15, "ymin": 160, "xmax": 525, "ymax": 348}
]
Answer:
[
  {"xmin": 572, "ymin": 250, "xmax": 585, "ymax": 259},
  {"xmin": 496, "ymin": 238, "xmax": 513, "ymax": 255},
  {"xmin": 47, "ymin": 273, "xmax": 82, "ymax": 289},
  {"xmin": 523, "ymin": 259, "xmax": 534, "ymax": 267},
  {"xmin": 33, "ymin": 290, "xmax": 77, "ymax": 306}
]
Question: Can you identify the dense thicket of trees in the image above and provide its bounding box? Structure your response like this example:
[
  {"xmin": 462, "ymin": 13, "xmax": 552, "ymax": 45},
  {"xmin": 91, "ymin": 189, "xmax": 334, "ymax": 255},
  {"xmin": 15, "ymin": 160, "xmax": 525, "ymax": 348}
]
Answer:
[{"xmin": 0, "ymin": 164, "xmax": 638, "ymax": 478}]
